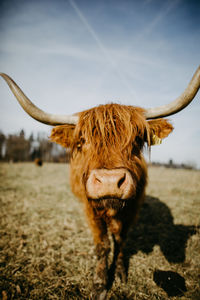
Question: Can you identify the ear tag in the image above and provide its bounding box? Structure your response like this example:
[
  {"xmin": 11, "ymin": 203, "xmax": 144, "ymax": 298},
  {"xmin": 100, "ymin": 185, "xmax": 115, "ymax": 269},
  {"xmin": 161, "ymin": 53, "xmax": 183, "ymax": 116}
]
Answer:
[{"xmin": 151, "ymin": 134, "xmax": 162, "ymax": 146}]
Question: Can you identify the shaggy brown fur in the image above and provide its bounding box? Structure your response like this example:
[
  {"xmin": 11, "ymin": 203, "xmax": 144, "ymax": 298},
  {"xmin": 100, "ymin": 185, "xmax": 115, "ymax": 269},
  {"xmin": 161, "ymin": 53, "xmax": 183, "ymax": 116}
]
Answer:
[{"xmin": 50, "ymin": 103, "xmax": 173, "ymax": 298}]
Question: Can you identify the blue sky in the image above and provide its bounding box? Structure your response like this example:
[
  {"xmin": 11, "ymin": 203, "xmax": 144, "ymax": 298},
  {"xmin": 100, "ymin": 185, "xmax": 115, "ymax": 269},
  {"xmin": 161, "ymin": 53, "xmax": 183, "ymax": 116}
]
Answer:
[{"xmin": 0, "ymin": 0, "xmax": 200, "ymax": 167}]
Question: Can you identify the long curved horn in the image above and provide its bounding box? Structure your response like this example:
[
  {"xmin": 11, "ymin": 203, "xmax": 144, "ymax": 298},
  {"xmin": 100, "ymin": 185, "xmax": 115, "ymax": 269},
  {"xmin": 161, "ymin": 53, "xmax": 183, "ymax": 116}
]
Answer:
[
  {"xmin": 145, "ymin": 66, "xmax": 200, "ymax": 119},
  {"xmin": 0, "ymin": 73, "xmax": 79, "ymax": 125}
]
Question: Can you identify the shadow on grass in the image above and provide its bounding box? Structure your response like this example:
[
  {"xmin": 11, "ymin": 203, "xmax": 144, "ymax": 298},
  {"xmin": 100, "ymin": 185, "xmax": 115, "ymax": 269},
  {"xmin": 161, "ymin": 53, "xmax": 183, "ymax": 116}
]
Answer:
[
  {"xmin": 153, "ymin": 270, "xmax": 187, "ymax": 297},
  {"xmin": 125, "ymin": 195, "xmax": 197, "ymax": 263},
  {"xmin": 118, "ymin": 195, "xmax": 197, "ymax": 297}
]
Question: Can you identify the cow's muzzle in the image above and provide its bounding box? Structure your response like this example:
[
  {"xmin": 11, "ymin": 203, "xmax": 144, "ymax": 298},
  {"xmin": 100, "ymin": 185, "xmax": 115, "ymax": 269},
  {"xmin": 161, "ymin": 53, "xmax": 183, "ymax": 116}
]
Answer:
[{"xmin": 86, "ymin": 168, "xmax": 135, "ymax": 200}]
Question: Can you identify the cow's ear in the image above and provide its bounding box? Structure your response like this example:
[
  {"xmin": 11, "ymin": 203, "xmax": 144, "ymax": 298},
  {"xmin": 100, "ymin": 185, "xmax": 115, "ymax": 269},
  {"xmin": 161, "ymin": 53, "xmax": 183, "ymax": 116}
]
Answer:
[
  {"xmin": 147, "ymin": 119, "xmax": 173, "ymax": 146},
  {"xmin": 50, "ymin": 125, "xmax": 75, "ymax": 148}
]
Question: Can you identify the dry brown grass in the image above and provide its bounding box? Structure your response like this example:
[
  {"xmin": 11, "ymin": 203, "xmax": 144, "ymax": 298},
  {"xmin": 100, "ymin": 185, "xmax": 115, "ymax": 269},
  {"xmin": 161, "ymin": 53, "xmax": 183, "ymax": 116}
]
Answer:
[{"xmin": 0, "ymin": 163, "xmax": 199, "ymax": 299}]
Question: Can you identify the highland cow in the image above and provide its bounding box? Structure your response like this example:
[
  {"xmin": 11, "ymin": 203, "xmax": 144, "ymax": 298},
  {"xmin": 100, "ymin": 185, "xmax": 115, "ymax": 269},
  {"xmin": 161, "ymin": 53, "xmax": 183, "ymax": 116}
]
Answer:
[{"xmin": 0, "ymin": 66, "xmax": 199, "ymax": 299}]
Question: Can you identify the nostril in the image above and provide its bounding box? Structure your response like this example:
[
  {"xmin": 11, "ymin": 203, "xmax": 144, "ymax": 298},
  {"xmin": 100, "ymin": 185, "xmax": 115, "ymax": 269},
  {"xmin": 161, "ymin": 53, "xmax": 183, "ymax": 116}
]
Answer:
[
  {"xmin": 94, "ymin": 176, "xmax": 102, "ymax": 184},
  {"xmin": 117, "ymin": 173, "xmax": 126, "ymax": 189}
]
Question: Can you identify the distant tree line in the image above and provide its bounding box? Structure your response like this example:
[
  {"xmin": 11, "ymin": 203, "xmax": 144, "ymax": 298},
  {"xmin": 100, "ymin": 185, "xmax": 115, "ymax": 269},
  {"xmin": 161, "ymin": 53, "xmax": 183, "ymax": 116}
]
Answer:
[
  {"xmin": 151, "ymin": 159, "xmax": 197, "ymax": 170},
  {"xmin": 0, "ymin": 130, "xmax": 70, "ymax": 163}
]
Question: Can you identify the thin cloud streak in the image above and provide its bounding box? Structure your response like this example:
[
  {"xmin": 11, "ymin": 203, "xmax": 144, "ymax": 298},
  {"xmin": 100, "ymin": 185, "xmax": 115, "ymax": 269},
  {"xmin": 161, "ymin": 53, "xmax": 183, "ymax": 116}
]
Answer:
[
  {"xmin": 69, "ymin": 0, "xmax": 138, "ymax": 100},
  {"xmin": 144, "ymin": 0, "xmax": 181, "ymax": 35}
]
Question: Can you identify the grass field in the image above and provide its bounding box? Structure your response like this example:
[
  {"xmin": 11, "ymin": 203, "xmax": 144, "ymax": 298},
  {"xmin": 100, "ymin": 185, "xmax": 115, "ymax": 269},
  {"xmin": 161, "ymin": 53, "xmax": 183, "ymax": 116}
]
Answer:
[{"xmin": 0, "ymin": 163, "xmax": 200, "ymax": 299}]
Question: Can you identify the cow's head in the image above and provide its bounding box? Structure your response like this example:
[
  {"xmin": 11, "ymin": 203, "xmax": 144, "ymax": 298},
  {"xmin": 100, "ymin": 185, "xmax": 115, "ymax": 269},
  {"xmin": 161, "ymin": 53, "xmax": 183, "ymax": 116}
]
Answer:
[
  {"xmin": 1, "ymin": 67, "xmax": 200, "ymax": 207},
  {"xmin": 50, "ymin": 104, "xmax": 173, "ymax": 204}
]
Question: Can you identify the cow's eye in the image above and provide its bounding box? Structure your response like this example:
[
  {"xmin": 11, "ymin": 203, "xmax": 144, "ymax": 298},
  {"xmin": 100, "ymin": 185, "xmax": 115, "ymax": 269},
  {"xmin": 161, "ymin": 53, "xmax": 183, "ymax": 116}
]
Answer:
[
  {"xmin": 76, "ymin": 137, "xmax": 85, "ymax": 150},
  {"xmin": 77, "ymin": 143, "xmax": 81, "ymax": 149}
]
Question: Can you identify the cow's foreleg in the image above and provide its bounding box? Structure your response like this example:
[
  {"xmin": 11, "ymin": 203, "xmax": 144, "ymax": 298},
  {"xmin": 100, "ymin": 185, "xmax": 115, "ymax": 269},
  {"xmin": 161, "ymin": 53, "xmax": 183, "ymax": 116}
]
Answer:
[
  {"xmin": 93, "ymin": 234, "xmax": 110, "ymax": 295},
  {"xmin": 113, "ymin": 233, "xmax": 127, "ymax": 283}
]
